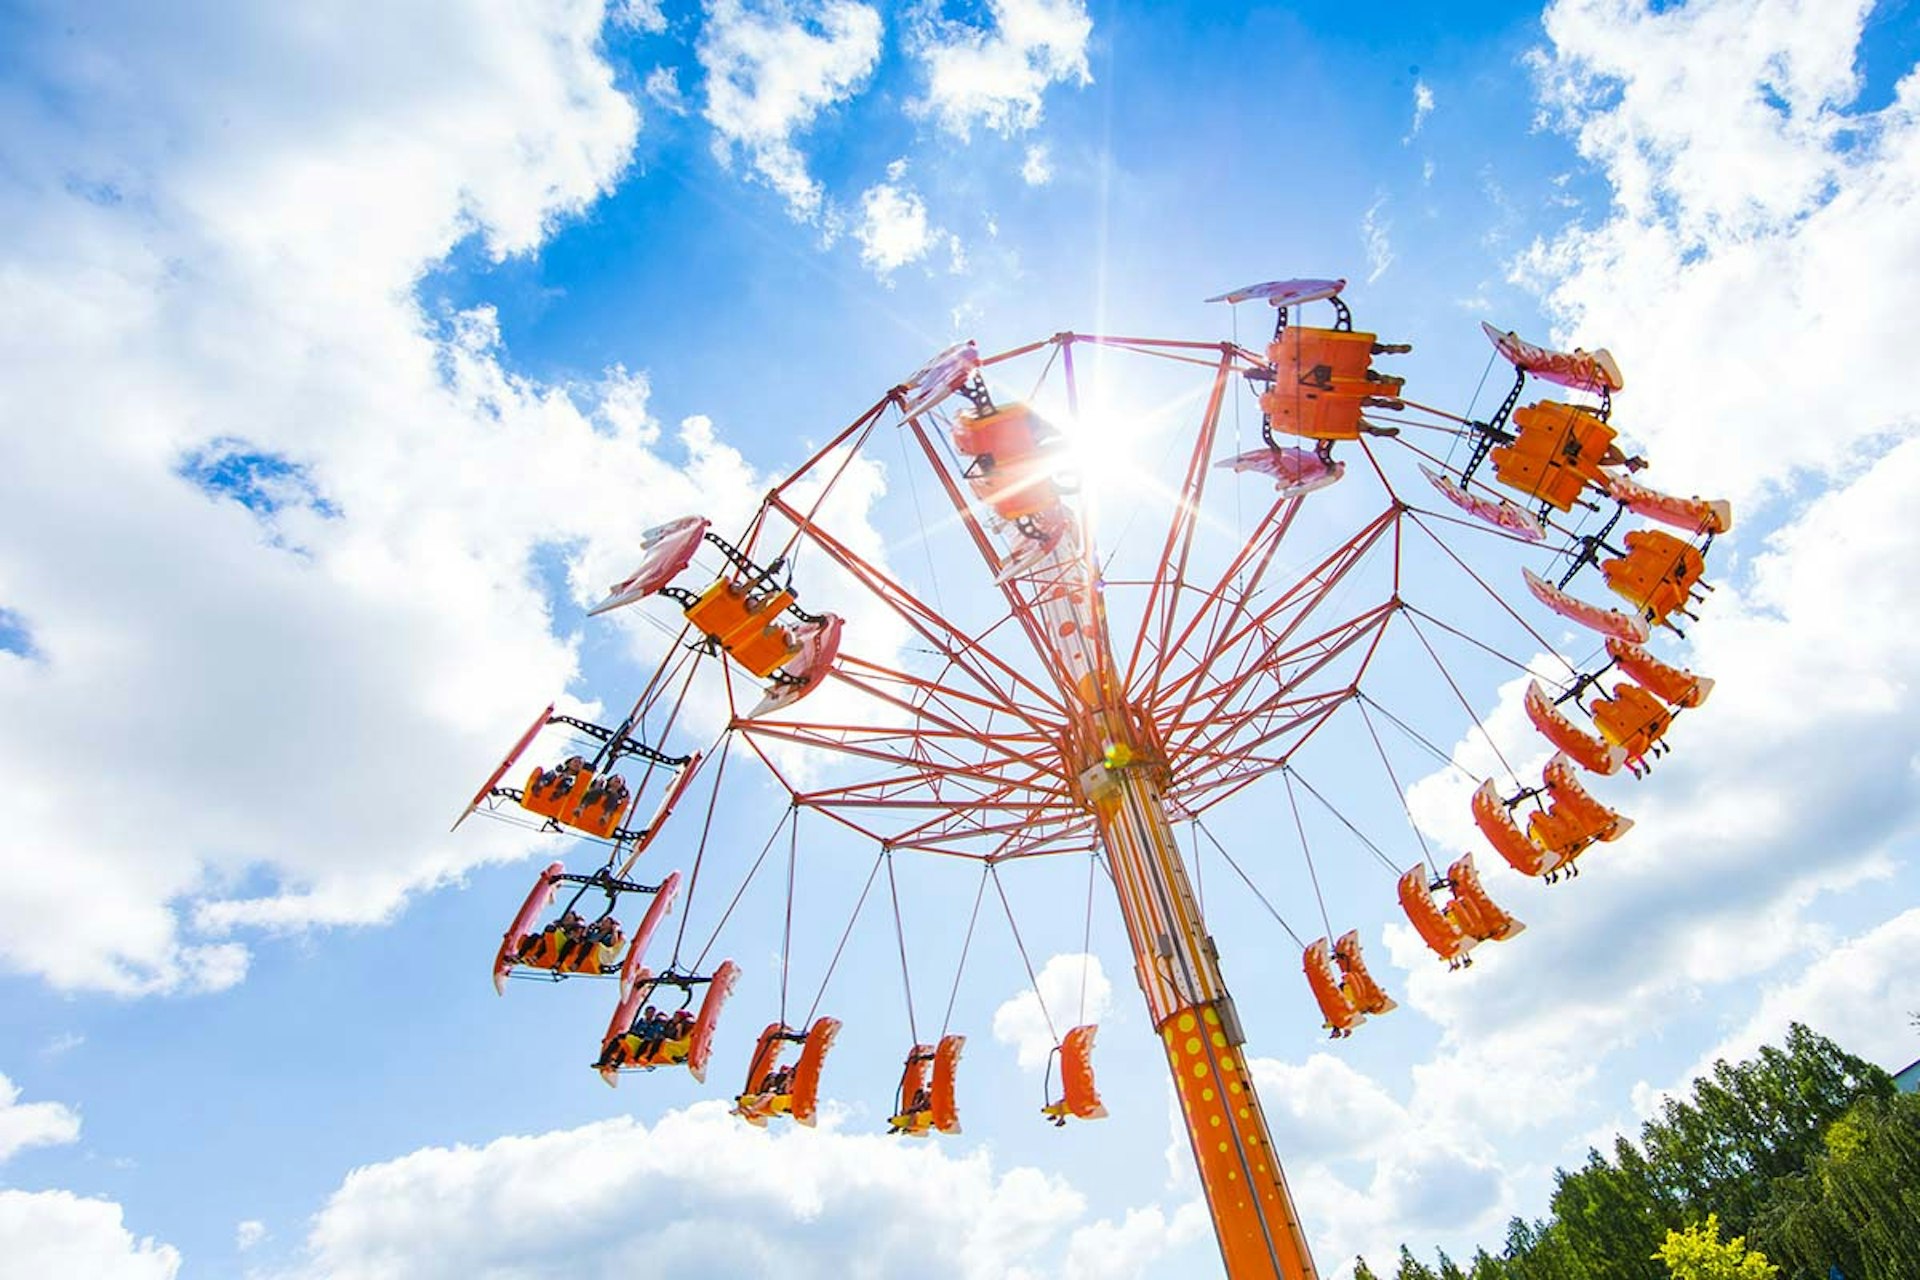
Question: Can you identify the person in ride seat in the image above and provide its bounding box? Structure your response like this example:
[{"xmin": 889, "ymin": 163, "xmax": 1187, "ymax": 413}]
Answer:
[{"xmin": 538, "ymin": 756, "xmax": 587, "ymax": 795}]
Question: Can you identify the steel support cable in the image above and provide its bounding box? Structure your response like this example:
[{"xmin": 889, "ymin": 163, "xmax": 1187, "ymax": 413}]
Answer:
[
  {"xmin": 1191, "ymin": 819, "xmax": 1306, "ymax": 949},
  {"xmin": 688, "ymin": 799, "xmax": 792, "ymax": 974},
  {"xmin": 1285, "ymin": 766, "xmax": 1407, "ymax": 879},
  {"xmin": 896, "ymin": 414, "xmax": 948, "ymax": 622},
  {"xmin": 885, "ymin": 850, "xmax": 919, "ymax": 1045},
  {"xmin": 1077, "ymin": 850, "xmax": 1097, "ymax": 1027},
  {"xmin": 938, "ymin": 866, "xmax": 991, "ymax": 1039},
  {"xmin": 670, "ymin": 730, "xmax": 736, "ymax": 966},
  {"xmin": 780, "ymin": 809, "xmax": 799, "ymax": 1024},
  {"xmin": 1403, "ymin": 609, "xmax": 1521, "ymax": 790},
  {"xmin": 1354, "ymin": 695, "xmax": 1435, "ymax": 873},
  {"xmin": 1282, "ymin": 767, "xmax": 1336, "ymax": 943},
  {"xmin": 1444, "ymin": 344, "xmax": 1502, "ymax": 471},
  {"xmin": 803, "ymin": 847, "xmax": 887, "ymax": 1028},
  {"xmin": 991, "ymin": 864, "xmax": 1059, "ymax": 1047},
  {"xmin": 1404, "ymin": 510, "xmax": 1582, "ymax": 678},
  {"xmin": 1356, "ymin": 691, "xmax": 1480, "ymax": 782},
  {"xmin": 1402, "ymin": 603, "xmax": 1551, "ymax": 680}
]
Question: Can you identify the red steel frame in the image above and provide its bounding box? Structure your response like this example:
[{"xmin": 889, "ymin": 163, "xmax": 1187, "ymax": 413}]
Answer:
[{"xmin": 717, "ymin": 334, "xmax": 1435, "ymax": 1278}]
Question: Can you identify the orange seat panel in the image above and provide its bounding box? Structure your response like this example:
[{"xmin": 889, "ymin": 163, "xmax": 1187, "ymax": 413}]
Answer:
[
  {"xmin": 1399, "ymin": 868, "xmax": 1468, "ymax": 962},
  {"xmin": 1601, "ymin": 529, "xmax": 1705, "ymax": 625},
  {"xmin": 1304, "ymin": 938, "xmax": 1363, "ymax": 1033},
  {"xmin": 1333, "ymin": 930, "xmax": 1396, "ymax": 1017},
  {"xmin": 685, "ymin": 580, "xmax": 802, "ymax": 678},
  {"xmin": 1592, "ymin": 681, "xmax": 1673, "ymax": 765},
  {"xmin": 1492, "ymin": 400, "xmax": 1618, "ymax": 511}
]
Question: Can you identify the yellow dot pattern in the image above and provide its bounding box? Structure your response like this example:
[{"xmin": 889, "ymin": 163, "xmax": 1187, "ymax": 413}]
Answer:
[{"xmin": 1158, "ymin": 1000, "xmax": 1305, "ymax": 1279}]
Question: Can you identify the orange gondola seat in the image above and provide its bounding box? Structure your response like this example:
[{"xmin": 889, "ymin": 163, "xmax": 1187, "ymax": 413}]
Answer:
[
  {"xmin": 951, "ymin": 403, "xmax": 1067, "ymax": 524},
  {"xmin": 1606, "ymin": 639, "xmax": 1712, "ymax": 709},
  {"xmin": 1260, "ymin": 325, "xmax": 1406, "ymax": 443},
  {"xmin": 1333, "ymin": 931, "xmax": 1396, "ymax": 1018},
  {"xmin": 732, "ymin": 1016, "xmax": 841, "ymax": 1127},
  {"xmin": 684, "ymin": 579, "xmax": 803, "ymax": 678},
  {"xmin": 1304, "ymin": 938, "xmax": 1367, "ymax": 1037},
  {"xmin": 1491, "ymin": 400, "xmax": 1619, "ymax": 513},
  {"xmin": 1525, "ymin": 754, "xmax": 1634, "ymax": 877},
  {"xmin": 1524, "ymin": 679, "xmax": 1626, "ymax": 775},
  {"xmin": 888, "ymin": 1034, "xmax": 965, "ymax": 1136},
  {"xmin": 1399, "ymin": 868, "xmax": 1470, "ymax": 966},
  {"xmin": 1472, "ymin": 780, "xmax": 1558, "ymax": 879},
  {"xmin": 595, "ymin": 960, "xmax": 740, "ymax": 1086},
  {"xmin": 1600, "ymin": 529, "xmax": 1707, "ymax": 629},
  {"xmin": 1444, "ymin": 854, "xmax": 1524, "ymax": 947},
  {"xmin": 1591, "ymin": 681, "xmax": 1675, "ymax": 776},
  {"xmin": 564, "ymin": 772, "xmax": 634, "ymax": 838},
  {"xmin": 521, "ymin": 756, "xmax": 592, "ymax": 821},
  {"xmin": 1041, "ymin": 1024, "xmax": 1106, "ymax": 1125}
]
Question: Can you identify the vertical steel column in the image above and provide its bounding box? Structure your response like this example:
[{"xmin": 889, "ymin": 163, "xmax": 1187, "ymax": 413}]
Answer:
[{"xmin": 1080, "ymin": 750, "xmax": 1320, "ymax": 1280}]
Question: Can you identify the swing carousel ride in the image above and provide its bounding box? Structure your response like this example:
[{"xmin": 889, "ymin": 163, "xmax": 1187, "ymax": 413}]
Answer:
[{"xmin": 453, "ymin": 278, "xmax": 1730, "ymax": 1279}]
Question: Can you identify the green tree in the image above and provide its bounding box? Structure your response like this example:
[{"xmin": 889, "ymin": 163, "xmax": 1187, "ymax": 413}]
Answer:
[
  {"xmin": 1754, "ymin": 1091, "xmax": 1920, "ymax": 1280},
  {"xmin": 1655, "ymin": 1214, "xmax": 1777, "ymax": 1279}
]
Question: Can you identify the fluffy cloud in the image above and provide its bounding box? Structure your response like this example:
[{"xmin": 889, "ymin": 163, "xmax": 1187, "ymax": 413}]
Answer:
[
  {"xmin": 0, "ymin": 1190, "xmax": 180, "ymax": 1280},
  {"xmin": 0, "ymin": 1072, "xmax": 81, "ymax": 1163},
  {"xmin": 1021, "ymin": 143, "xmax": 1054, "ymax": 186},
  {"xmin": 285, "ymin": 1104, "xmax": 1089, "ymax": 1279},
  {"xmin": 698, "ymin": 0, "xmax": 884, "ymax": 221},
  {"xmin": 1518, "ymin": 0, "xmax": 1920, "ymax": 504},
  {"xmin": 1406, "ymin": 79, "xmax": 1435, "ymax": 141},
  {"xmin": 1250, "ymin": 1055, "xmax": 1505, "ymax": 1270},
  {"xmin": 854, "ymin": 165, "xmax": 954, "ymax": 276},
  {"xmin": 909, "ymin": 0, "xmax": 1093, "ymax": 140},
  {"xmin": 0, "ymin": 1, "xmax": 834, "ymax": 993},
  {"xmin": 993, "ymin": 952, "xmax": 1112, "ymax": 1071}
]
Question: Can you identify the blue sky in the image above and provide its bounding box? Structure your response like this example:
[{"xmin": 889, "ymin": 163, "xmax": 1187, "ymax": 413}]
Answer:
[{"xmin": 3, "ymin": 1, "xmax": 1920, "ymax": 1277}]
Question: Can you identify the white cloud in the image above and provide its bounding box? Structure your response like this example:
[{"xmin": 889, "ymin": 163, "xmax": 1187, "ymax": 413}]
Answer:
[
  {"xmin": 0, "ymin": 2, "xmax": 871, "ymax": 994},
  {"xmin": 0, "ymin": 1072, "xmax": 81, "ymax": 1163},
  {"xmin": 1354, "ymin": 0, "xmax": 1920, "ymax": 1211},
  {"xmin": 614, "ymin": 0, "xmax": 671, "ymax": 33},
  {"xmin": 288, "ymin": 1104, "xmax": 1087, "ymax": 1279},
  {"xmin": 1688, "ymin": 906, "xmax": 1920, "ymax": 1080},
  {"xmin": 698, "ymin": 0, "xmax": 883, "ymax": 221},
  {"xmin": 855, "ymin": 176, "xmax": 942, "ymax": 276},
  {"xmin": 910, "ymin": 0, "xmax": 1093, "ymax": 140},
  {"xmin": 992, "ymin": 952, "xmax": 1112, "ymax": 1071},
  {"xmin": 236, "ymin": 1220, "xmax": 269, "ymax": 1251},
  {"xmin": 645, "ymin": 65, "xmax": 690, "ymax": 115},
  {"xmin": 1518, "ymin": 0, "xmax": 1919, "ymax": 505},
  {"xmin": 1361, "ymin": 196, "xmax": 1393, "ymax": 283},
  {"xmin": 0, "ymin": 1190, "xmax": 180, "ymax": 1280},
  {"xmin": 1021, "ymin": 143, "xmax": 1054, "ymax": 185},
  {"xmin": 1247, "ymin": 1055, "xmax": 1505, "ymax": 1272},
  {"xmin": 1405, "ymin": 78, "xmax": 1435, "ymax": 141}
]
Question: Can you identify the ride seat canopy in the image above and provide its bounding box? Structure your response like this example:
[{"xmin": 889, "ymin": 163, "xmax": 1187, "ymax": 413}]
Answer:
[
  {"xmin": 684, "ymin": 580, "xmax": 802, "ymax": 678},
  {"xmin": 1398, "ymin": 868, "xmax": 1468, "ymax": 962}
]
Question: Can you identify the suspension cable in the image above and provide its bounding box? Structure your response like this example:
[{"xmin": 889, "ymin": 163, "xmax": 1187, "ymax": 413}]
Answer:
[
  {"xmin": 991, "ymin": 864, "xmax": 1059, "ymax": 1047},
  {"xmin": 939, "ymin": 866, "xmax": 990, "ymax": 1040},
  {"xmin": 1077, "ymin": 850, "xmax": 1097, "ymax": 1027},
  {"xmin": 885, "ymin": 850, "xmax": 919, "ymax": 1045},
  {"xmin": 1356, "ymin": 691, "xmax": 1480, "ymax": 782},
  {"xmin": 1404, "ymin": 609, "xmax": 1520, "ymax": 789},
  {"xmin": 1192, "ymin": 819, "xmax": 1306, "ymax": 948},
  {"xmin": 1286, "ymin": 767, "xmax": 1408, "ymax": 878},
  {"xmin": 689, "ymin": 801, "xmax": 792, "ymax": 973},
  {"xmin": 804, "ymin": 847, "xmax": 886, "ymax": 1028},
  {"xmin": 780, "ymin": 808, "xmax": 799, "ymax": 1025},
  {"xmin": 1356, "ymin": 696, "xmax": 1434, "ymax": 873},
  {"xmin": 671, "ymin": 730, "xmax": 735, "ymax": 967},
  {"xmin": 1283, "ymin": 767, "xmax": 1336, "ymax": 941}
]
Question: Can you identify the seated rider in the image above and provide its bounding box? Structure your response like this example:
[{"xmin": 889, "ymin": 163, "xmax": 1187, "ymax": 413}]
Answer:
[{"xmin": 537, "ymin": 755, "xmax": 588, "ymax": 796}]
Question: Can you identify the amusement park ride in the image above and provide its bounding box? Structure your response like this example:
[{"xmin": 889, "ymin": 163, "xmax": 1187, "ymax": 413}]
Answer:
[{"xmin": 453, "ymin": 278, "xmax": 1730, "ymax": 1279}]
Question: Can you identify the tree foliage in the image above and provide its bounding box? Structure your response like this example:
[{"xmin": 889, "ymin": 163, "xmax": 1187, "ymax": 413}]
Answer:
[
  {"xmin": 1357, "ymin": 1025, "xmax": 1893, "ymax": 1280},
  {"xmin": 1655, "ymin": 1214, "xmax": 1777, "ymax": 1280},
  {"xmin": 1752, "ymin": 1090, "xmax": 1920, "ymax": 1279}
]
